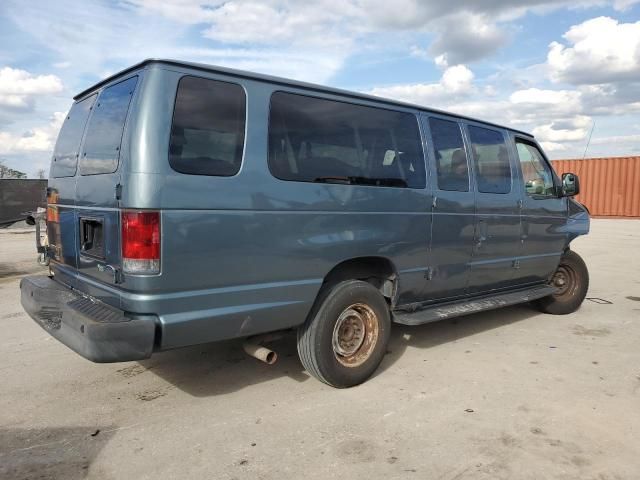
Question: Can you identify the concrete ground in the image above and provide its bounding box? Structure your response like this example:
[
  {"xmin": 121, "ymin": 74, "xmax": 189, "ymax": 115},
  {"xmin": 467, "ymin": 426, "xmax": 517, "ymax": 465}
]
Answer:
[{"xmin": 1, "ymin": 219, "xmax": 639, "ymax": 480}]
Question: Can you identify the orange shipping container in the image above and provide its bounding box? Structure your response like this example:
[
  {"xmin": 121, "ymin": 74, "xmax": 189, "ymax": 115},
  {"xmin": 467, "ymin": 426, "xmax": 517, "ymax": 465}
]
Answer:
[{"xmin": 551, "ymin": 157, "xmax": 640, "ymax": 218}]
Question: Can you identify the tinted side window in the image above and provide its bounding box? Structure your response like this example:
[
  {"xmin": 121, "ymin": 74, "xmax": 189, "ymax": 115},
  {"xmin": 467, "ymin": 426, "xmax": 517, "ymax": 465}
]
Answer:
[
  {"xmin": 428, "ymin": 118, "xmax": 469, "ymax": 192},
  {"xmin": 169, "ymin": 76, "xmax": 246, "ymax": 176},
  {"xmin": 468, "ymin": 125, "xmax": 511, "ymax": 194},
  {"xmin": 268, "ymin": 92, "xmax": 425, "ymax": 188},
  {"xmin": 80, "ymin": 76, "xmax": 138, "ymax": 175},
  {"xmin": 516, "ymin": 140, "xmax": 556, "ymax": 197},
  {"xmin": 51, "ymin": 95, "xmax": 96, "ymax": 178}
]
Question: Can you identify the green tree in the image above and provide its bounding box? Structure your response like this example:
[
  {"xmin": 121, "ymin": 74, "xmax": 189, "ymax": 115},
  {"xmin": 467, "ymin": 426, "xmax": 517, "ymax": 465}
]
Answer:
[{"xmin": 0, "ymin": 159, "xmax": 27, "ymax": 179}]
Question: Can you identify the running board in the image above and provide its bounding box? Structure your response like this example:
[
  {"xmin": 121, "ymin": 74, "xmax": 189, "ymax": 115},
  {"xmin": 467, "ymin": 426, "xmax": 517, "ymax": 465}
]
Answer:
[{"xmin": 393, "ymin": 285, "xmax": 556, "ymax": 326}]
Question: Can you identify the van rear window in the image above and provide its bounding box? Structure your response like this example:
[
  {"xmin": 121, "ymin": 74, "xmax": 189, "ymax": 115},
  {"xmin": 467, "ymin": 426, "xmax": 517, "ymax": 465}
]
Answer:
[
  {"xmin": 51, "ymin": 95, "xmax": 96, "ymax": 178},
  {"xmin": 169, "ymin": 76, "xmax": 246, "ymax": 176},
  {"xmin": 79, "ymin": 76, "xmax": 138, "ymax": 175},
  {"xmin": 268, "ymin": 92, "xmax": 425, "ymax": 189}
]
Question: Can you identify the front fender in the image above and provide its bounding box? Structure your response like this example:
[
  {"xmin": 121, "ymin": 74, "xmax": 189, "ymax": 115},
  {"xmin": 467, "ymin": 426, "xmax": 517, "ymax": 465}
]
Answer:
[{"xmin": 563, "ymin": 198, "xmax": 590, "ymax": 244}]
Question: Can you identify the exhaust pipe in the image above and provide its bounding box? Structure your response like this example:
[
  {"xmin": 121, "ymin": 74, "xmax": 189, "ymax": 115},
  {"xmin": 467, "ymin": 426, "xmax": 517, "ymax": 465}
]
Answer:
[
  {"xmin": 242, "ymin": 333, "xmax": 283, "ymax": 365},
  {"xmin": 243, "ymin": 342, "xmax": 277, "ymax": 365}
]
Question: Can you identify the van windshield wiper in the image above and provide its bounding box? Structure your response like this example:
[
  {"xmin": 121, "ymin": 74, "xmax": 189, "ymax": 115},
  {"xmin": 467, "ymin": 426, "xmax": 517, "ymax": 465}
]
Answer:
[{"xmin": 313, "ymin": 176, "xmax": 408, "ymax": 188}]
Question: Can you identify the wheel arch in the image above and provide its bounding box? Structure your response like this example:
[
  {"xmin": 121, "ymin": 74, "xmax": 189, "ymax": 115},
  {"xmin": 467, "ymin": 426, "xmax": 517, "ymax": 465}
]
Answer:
[{"xmin": 321, "ymin": 256, "xmax": 399, "ymax": 306}]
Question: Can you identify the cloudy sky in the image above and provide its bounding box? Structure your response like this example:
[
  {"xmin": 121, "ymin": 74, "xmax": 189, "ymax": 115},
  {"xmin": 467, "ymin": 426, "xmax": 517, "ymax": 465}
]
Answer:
[{"xmin": 1, "ymin": 0, "xmax": 639, "ymax": 177}]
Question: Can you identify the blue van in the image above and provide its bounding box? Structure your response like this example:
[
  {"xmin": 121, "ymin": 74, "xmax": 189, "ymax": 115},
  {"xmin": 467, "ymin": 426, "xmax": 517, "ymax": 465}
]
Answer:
[{"xmin": 20, "ymin": 59, "xmax": 589, "ymax": 387}]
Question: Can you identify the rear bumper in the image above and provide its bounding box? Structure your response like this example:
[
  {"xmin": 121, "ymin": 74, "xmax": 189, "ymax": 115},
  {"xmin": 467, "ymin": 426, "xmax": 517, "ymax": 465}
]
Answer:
[{"xmin": 20, "ymin": 275, "xmax": 156, "ymax": 363}]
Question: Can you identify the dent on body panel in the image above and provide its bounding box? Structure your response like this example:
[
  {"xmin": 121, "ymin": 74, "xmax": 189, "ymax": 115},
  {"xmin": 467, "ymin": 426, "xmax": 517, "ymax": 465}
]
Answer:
[
  {"xmin": 564, "ymin": 199, "xmax": 590, "ymax": 243},
  {"xmin": 244, "ymin": 178, "xmax": 430, "ymax": 276},
  {"xmin": 290, "ymin": 212, "xmax": 424, "ymax": 265}
]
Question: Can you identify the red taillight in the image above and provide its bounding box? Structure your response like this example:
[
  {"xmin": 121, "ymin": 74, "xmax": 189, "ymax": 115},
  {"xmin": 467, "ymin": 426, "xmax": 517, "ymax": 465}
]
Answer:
[{"xmin": 121, "ymin": 210, "xmax": 160, "ymax": 274}]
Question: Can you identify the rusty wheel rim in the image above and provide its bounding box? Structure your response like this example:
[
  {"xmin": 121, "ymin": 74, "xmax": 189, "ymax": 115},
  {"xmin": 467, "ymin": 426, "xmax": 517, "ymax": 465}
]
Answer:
[
  {"xmin": 552, "ymin": 264, "xmax": 578, "ymax": 298},
  {"xmin": 332, "ymin": 303, "xmax": 379, "ymax": 368}
]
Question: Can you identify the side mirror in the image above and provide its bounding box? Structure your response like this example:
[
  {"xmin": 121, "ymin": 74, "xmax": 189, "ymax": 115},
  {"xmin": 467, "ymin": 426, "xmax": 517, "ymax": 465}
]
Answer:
[{"xmin": 561, "ymin": 172, "xmax": 580, "ymax": 197}]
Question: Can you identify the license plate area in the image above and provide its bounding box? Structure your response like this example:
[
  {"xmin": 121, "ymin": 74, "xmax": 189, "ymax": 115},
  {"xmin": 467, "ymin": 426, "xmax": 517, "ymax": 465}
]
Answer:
[{"xmin": 79, "ymin": 217, "xmax": 105, "ymax": 259}]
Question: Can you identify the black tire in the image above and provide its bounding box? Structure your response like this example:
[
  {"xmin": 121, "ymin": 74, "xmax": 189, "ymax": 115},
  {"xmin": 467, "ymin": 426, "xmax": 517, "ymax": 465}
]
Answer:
[
  {"xmin": 297, "ymin": 280, "xmax": 391, "ymax": 388},
  {"xmin": 535, "ymin": 250, "xmax": 589, "ymax": 315}
]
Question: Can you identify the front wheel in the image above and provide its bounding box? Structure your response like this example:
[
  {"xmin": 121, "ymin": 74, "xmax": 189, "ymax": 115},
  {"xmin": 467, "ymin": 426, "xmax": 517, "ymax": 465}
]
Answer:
[
  {"xmin": 535, "ymin": 250, "xmax": 589, "ymax": 315},
  {"xmin": 297, "ymin": 280, "xmax": 391, "ymax": 388}
]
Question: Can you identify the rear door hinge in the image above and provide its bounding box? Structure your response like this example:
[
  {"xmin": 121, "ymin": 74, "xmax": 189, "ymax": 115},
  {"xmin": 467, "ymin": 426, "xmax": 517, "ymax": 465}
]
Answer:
[{"xmin": 115, "ymin": 183, "xmax": 123, "ymax": 201}]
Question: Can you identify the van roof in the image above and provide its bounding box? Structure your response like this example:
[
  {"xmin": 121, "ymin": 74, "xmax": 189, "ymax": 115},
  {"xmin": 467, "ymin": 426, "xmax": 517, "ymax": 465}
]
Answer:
[{"xmin": 74, "ymin": 58, "xmax": 534, "ymax": 138}]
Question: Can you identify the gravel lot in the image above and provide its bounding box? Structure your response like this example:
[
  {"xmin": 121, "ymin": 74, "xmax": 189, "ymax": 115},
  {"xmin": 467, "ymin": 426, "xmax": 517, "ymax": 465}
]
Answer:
[{"xmin": 1, "ymin": 219, "xmax": 639, "ymax": 480}]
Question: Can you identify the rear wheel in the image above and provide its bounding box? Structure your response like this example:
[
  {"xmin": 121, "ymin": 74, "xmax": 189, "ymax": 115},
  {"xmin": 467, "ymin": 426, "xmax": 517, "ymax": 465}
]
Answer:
[
  {"xmin": 297, "ymin": 280, "xmax": 391, "ymax": 388},
  {"xmin": 535, "ymin": 250, "xmax": 589, "ymax": 315}
]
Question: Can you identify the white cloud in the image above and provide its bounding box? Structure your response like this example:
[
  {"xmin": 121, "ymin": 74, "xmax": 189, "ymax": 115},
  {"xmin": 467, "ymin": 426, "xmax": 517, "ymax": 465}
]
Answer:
[
  {"xmin": 369, "ymin": 75, "xmax": 597, "ymax": 154},
  {"xmin": 369, "ymin": 64, "xmax": 475, "ymax": 106},
  {"xmin": 131, "ymin": 0, "xmax": 638, "ymax": 71},
  {"xmin": 3, "ymin": 0, "xmax": 640, "ymax": 169},
  {"xmin": 161, "ymin": 47, "xmax": 348, "ymax": 84},
  {"xmin": 0, "ymin": 112, "xmax": 64, "ymax": 155},
  {"xmin": 510, "ymin": 88, "xmax": 578, "ymax": 106},
  {"xmin": 428, "ymin": 13, "xmax": 508, "ymax": 66},
  {"xmin": 3, "ymin": 0, "xmax": 187, "ymax": 80},
  {"xmin": 539, "ymin": 141, "xmax": 568, "ymax": 152},
  {"xmin": 359, "ymin": 0, "xmax": 638, "ymax": 29},
  {"xmin": 547, "ymin": 17, "xmax": 640, "ymax": 84},
  {"xmin": 4, "ymin": 0, "xmax": 352, "ymax": 85},
  {"xmin": 130, "ymin": 0, "xmax": 360, "ymax": 82},
  {"xmin": 612, "ymin": 0, "xmax": 640, "ymax": 10},
  {"xmin": 129, "ymin": 0, "xmax": 217, "ymax": 24},
  {"xmin": 441, "ymin": 64, "xmax": 475, "ymax": 92},
  {"xmin": 581, "ymin": 132, "xmax": 640, "ymax": 156},
  {"xmin": 591, "ymin": 133, "xmax": 640, "ymax": 145},
  {"xmin": 201, "ymin": 2, "xmax": 353, "ymax": 49},
  {"xmin": 434, "ymin": 55, "xmax": 449, "ymax": 68},
  {"xmin": 410, "ymin": 45, "xmax": 430, "ymax": 61},
  {"xmin": 533, "ymin": 115, "xmax": 592, "ymax": 142},
  {"xmin": 509, "ymin": 88, "xmax": 584, "ymax": 118},
  {"xmin": 0, "ymin": 67, "xmax": 63, "ymax": 109}
]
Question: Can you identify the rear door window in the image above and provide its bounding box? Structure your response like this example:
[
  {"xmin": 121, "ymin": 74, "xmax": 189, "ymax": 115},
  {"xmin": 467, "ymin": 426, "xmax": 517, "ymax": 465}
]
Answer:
[
  {"xmin": 428, "ymin": 117, "xmax": 469, "ymax": 192},
  {"xmin": 468, "ymin": 125, "xmax": 512, "ymax": 194},
  {"xmin": 268, "ymin": 92, "xmax": 425, "ymax": 188},
  {"xmin": 169, "ymin": 76, "xmax": 246, "ymax": 176},
  {"xmin": 79, "ymin": 76, "xmax": 138, "ymax": 175},
  {"xmin": 51, "ymin": 95, "xmax": 96, "ymax": 178}
]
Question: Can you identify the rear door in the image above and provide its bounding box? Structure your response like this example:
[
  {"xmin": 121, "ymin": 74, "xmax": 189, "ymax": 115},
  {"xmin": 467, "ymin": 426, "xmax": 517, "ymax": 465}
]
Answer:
[
  {"xmin": 464, "ymin": 123, "xmax": 522, "ymax": 294},
  {"xmin": 420, "ymin": 114, "xmax": 475, "ymax": 300},
  {"xmin": 47, "ymin": 93, "xmax": 97, "ymax": 288},
  {"xmin": 74, "ymin": 75, "xmax": 139, "ymax": 296},
  {"xmin": 513, "ymin": 136, "xmax": 567, "ymax": 283}
]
